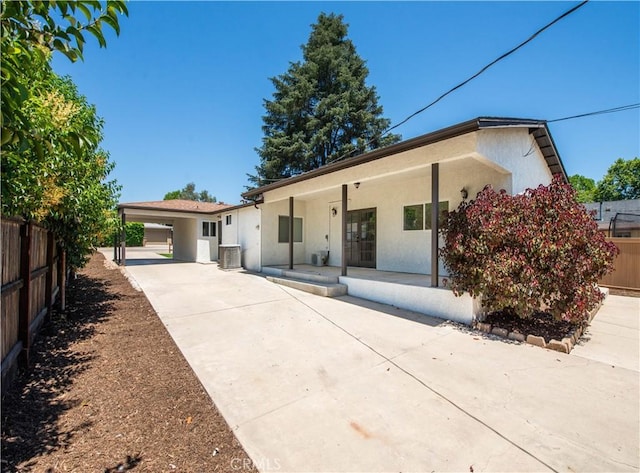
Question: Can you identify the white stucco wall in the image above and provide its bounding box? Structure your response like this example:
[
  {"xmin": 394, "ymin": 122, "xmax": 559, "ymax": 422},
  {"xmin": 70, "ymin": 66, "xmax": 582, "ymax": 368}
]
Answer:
[
  {"xmin": 237, "ymin": 206, "xmax": 261, "ymax": 271},
  {"xmin": 172, "ymin": 218, "xmax": 197, "ymax": 261},
  {"xmin": 221, "ymin": 211, "xmax": 237, "ymax": 245},
  {"xmin": 260, "ymin": 199, "xmax": 307, "ymax": 266},
  {"xmin": 305, "ymin": 196, "xmax": 341, "ymax": 266},
  {"xmin": 476, "ymin": 128, "xmax": 553, "ymax": 193},
  {"xmin": 258, "ymin": 127, "xmax": 555, "ymax": 275},
  {"xmin": 271, "ymin": 158, "xmax": 510, "ymax": 274},
  {"xmin": 341, "ymin": 277, "xmax": 480, "ymax": 325}
]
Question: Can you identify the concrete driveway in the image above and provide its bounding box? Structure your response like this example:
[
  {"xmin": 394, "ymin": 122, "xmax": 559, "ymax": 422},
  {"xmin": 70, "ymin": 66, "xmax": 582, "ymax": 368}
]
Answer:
[{"xmin": 105, "ymin": 247, "xmax": 639, "ymax": 472}]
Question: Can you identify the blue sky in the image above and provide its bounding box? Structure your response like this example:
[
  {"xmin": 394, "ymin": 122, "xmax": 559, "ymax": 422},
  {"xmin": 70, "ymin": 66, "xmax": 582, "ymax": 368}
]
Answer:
[{"xmin": 51, "ymin": 1, "xmax": 640, "ymax": 205}]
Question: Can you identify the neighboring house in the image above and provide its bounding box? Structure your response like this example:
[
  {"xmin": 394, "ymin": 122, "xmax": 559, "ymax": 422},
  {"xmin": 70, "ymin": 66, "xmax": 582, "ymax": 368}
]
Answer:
[
  {"xmin": 119, "ymin": 200, "xmax": 235, "ymax": 262},
  {"xmin": 143, "ymin": 223, "xmax": 172, "ymax": 245},
  {"xmin": 583, "ymin": 199, "xmax": 640, "ymax": 237},
  {"xmin": 119, "ymin": 117, "xmax": 568, "ymax": 323}
]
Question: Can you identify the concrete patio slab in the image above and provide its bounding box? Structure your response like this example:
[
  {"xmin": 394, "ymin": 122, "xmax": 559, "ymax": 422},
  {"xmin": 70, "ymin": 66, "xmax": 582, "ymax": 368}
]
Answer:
[
  {"xmin": 571, "ymin": 295, "xmax": 640, "ymax": 371},
  {"xmin": 102, "ymin": 247, "xmax": 640, "ymax": 473}
]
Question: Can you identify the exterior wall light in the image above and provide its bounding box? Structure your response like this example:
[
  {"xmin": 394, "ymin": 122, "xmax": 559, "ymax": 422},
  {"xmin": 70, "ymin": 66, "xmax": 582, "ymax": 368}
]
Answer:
[
  {"xmin": 331, "ymin": 207, "xmax": 337, "ymax": 217},
  {"xmin": 354, "ymin": 182, "xmax": 360, "ymax": 189},
  {"xmin": 460, "ymin": 187, "xmax": 468, "ymax": 200}
]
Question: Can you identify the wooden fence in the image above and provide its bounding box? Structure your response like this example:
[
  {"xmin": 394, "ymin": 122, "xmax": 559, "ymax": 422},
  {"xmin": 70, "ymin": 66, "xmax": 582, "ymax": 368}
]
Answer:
[
  {"xmin": 1, "ymin": 218, "xmax": 65, "ymax": 391},
  {"xmin": 599, "ymin": 238, "xmax": 640, "ymax": 291}
]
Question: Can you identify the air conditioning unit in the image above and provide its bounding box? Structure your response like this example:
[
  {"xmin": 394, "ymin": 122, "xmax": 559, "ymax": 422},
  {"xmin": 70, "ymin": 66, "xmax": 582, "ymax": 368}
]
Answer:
[
  {"xmin": 311, "ymin": 251, "xmax": 328, "ymax": 267},
  {"xmin": 219, "ymin": 244, "xmax": 241, "ymax": 269}
]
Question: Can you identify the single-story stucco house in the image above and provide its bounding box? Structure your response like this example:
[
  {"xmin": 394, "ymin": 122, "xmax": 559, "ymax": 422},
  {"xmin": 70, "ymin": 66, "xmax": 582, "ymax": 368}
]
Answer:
[{"xmin": 119, "ymin": 116, "xmax": 568, "ymax": 324}]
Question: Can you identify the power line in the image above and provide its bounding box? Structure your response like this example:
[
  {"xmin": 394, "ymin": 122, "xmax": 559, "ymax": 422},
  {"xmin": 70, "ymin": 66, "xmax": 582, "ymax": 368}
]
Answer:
[
  {"xmin": 330, "ymin": 0, "xmax": 589, "ymax": 165},
  {"xmin": 382, "ymin": 0, "xmax": 589, "ymax": 136},
  {"xmin": 256, "ymin": 1, "xmax": 591, "ymax": 186},
  {"xmin": 547, "ymin": 103, "xmax": 640, "ymax": 123}
]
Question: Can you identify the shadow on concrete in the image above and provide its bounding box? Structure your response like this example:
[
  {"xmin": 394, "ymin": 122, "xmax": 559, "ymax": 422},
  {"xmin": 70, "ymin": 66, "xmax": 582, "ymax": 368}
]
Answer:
[
  {"xmin": 124, "ymin": 258, "xmax": 186, "ymax": 267},
  {"xmin": 336, "ymin": 294, "xmax": 445, "ymax": 328}
]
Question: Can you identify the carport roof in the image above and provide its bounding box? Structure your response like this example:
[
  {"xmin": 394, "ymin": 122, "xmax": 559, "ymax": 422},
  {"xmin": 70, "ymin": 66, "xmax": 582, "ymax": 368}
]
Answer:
[{"xmin": 118, "ymin": 200, "xmax": 233, "ymax": 214}]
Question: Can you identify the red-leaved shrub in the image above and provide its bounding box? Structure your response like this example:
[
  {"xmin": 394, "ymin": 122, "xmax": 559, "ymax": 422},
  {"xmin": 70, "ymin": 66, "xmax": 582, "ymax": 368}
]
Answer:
[{"xmin": 440, "ymin": 175, "xmax": 618, "ymax": 322}]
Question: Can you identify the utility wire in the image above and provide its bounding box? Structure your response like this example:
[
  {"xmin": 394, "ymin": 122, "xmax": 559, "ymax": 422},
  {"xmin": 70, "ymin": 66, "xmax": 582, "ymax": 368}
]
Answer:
[
  {"xmin": 255, "ymin": 1, "xmax": 590, "ymax": 186},
  {"xmin": 329, "ymin": 0, "xmax": 590, "ymax": 165},
  {"xmin": 382, "ymin": 0, "xmax": 589, "ymax": 137},
  {"xmin": 547, "ymin": 103, "xmax": 640, "ymax": 123}
]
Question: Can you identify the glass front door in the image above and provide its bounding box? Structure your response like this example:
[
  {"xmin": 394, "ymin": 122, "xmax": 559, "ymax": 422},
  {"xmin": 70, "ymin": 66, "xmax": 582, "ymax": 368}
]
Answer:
[{"xmin": 345, "ymin": 208, "xmax": 376, "ymax": 268}]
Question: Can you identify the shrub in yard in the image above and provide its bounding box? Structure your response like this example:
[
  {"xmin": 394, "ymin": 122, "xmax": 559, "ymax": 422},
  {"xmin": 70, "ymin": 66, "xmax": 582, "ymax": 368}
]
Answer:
[
  {"xmin": 125, "ymin": 222, "xmax": 145, "ymax": 247},
  {"xmin": 440, "ymin": 175, "xmax": 618, "ymax": 322}
]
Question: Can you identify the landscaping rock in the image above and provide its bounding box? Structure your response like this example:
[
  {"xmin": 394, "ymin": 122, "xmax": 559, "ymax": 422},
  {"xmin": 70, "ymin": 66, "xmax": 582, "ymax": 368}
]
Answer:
[
  {"xmin": 548, "ymin": 339, "xmax": 569, "ymax": 354},
  {"xmin": 491, "ymin": 327, "xmax": 509, "ymax": 338},
  {"xmin": 477, "ymin": 322, "xmax": 492, "ymax": 333},
  {"xmin": 526, "ymin": 335, "xmax": 546, "ymax": 348},
  {"xmin": 508, "ymin": 332, "xmax": 526, "ymax": 342},
  {"xmin": 562, "ymin": 337, "xmax": 574, "ymax": 352}
]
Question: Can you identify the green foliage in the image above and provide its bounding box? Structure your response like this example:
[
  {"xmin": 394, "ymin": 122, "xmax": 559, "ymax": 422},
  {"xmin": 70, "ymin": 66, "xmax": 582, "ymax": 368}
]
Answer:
[
  {"xmin": 249, "ymin": 12, "xmax": 401, "ymax": 188},
  {"xmin": 1, "ymin": 0, "xmax": 127, "ymax": 270},
  {"xmin": 569, "ymin": 174, "xmax": 596, "ymax": 203},
  {"xmin": 163, "ymin": 182, "xmax": 216, "ymax": 202},
  {"xmin": 1, "ymin": 53, "xmax": 121, "ymax": 269},
  {"xmin": 440, "ymin": 176, "xmax": 618, "ymax": 323},
  {"xmin": 594, "ymin": 158, "xmax": 640, "ymax": 201},
  {"xmin": 125, "ymin": 222, "xmax": 145, "ymax": 247},
  {"xmin": 1, "ymin": 0, "xmax": 128, "ymax": 150}
]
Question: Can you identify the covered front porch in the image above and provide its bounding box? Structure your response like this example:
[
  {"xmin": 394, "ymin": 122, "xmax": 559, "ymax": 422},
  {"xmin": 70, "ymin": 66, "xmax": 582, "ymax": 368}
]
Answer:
[{"xmin": 262, "ymin": 264, "xmax": 480, "ymax": 324}]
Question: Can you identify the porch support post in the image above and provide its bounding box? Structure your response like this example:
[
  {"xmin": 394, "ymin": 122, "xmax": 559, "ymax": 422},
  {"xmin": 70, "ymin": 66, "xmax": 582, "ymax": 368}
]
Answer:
[
  {"xmin": 341, "ymin": 184, "xmax": 348, "ymax": 277},
  {"xmin": 288, "ymin": 196, "xmax": 294, "ymax": 270},
  {"xmin": 431, "ymin": 163, "xmax": 439, "ymax": 287},
  {"xmin": 120, "ymin": 212, "xmax": 127, "ymax": 266}
]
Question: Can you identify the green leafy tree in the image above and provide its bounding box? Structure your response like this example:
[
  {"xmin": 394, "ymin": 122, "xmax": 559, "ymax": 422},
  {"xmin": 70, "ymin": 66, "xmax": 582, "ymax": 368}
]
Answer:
[
  {"xmin": 569, "ymin": 174, "xmax": 596, "ymax": 203},
  {"xmin": 594, "ymin": 158, "xmax": 640, "ymax": 201},
  {"xmin": 1, "ymin": 54, "xmax": 120, "ymax": 269},
  {"xmin": 440, "ymin": 176, "xmax": 618, "ymax": 323},
  {"xmin": 125, "ymin": 222, "xmax": 145, "ymax": 247},
  {"xmin": 249, "ymin": 13, "xmax": 400, "ymax": 187},
  {"xmin": 1, "ymin": 1, "xmax": 127, "ymax": 270},
  {"xmin": 163, "ymin": 182, "xmax": 217, "ymax": 202},
  {"xmin": 1, "ymin": 0, "xmax": 128, "ymax": 150}
]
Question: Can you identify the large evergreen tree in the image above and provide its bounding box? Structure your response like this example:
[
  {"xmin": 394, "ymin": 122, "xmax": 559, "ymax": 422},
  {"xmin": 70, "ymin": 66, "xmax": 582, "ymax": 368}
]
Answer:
[{"xmin": 249, "ymin": 13, "xmax": 401, "ymax": 187}]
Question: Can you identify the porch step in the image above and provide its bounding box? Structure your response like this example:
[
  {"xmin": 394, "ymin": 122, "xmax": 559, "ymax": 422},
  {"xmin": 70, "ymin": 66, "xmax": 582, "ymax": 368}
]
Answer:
[
  {"xmin": 262, "ymin": 267, "xmax": 339, "ymax": 284},
  {"xmin": 266, "ymin": 275, "xmax": 347, "ymax": 297}
]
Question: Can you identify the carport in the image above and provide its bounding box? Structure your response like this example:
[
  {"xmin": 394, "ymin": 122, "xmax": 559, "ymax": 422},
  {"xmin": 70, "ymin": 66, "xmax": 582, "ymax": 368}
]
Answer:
[{"xmin": 117, "ymin": 200, "xmax": 232, "ymax": 264}]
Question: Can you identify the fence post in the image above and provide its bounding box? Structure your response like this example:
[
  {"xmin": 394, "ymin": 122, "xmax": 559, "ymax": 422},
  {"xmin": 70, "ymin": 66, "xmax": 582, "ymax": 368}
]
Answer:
[
  {"xmin": 45, "ymin": 231, "xmax": 55, "ymax": 323},
  {"xmin": 113, "ymin": 231, "xmax": 118, "ymax": 264},
  {"xmin": 58, "ymin": 247, "xmax": 66, "ymax": 312},
  {"xmin": 18, "ymin": 222, "xmax": 33, "ymax": 367}
]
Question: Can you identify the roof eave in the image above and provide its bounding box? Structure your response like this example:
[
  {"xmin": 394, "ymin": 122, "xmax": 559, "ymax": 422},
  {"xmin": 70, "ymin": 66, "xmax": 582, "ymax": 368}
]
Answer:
[
  {"xmin": 242, "ymin": 117, "xmax": 482, "ymax": 199},
  {"xmin": 242, "ymin": 116, "xmax": 568, "ymax": 198}
]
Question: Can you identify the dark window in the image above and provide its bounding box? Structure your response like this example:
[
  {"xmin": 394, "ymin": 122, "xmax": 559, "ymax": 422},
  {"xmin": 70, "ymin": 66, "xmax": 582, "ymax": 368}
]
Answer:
[
  {"xmin": 425, "ymin": 201, "xmax": 449, "ymax": 230},
  {"xmin": 226, "ymin": 215, "xmax": 232, "ymax": 225},
  {"xmin": 403, "ymin": 204, "xmax": 424, "ymax": 231},
  {"xmin": 278, "ymin": 216, "xmax": 303, "ymax": 243},
  {"xmin": 202, "ymin": 221, "xmax": 216, "ymax": 237}
]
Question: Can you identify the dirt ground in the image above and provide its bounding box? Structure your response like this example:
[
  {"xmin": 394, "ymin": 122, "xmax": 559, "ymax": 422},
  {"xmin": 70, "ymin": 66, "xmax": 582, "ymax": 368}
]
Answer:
[{"xmin": 1, "ymin": 252, "xmax": 257, "ymax": 472}]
